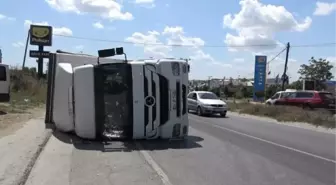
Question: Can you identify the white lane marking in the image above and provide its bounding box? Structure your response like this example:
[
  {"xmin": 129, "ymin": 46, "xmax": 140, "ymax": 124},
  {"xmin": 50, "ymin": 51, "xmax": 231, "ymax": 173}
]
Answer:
[
  {"xmin": 135, "ymin": 142, "xmax": 173, "ymax": 185},
  {"xmin": 189, "ymin": 116, "xmax": 336, "ymax": 164}
]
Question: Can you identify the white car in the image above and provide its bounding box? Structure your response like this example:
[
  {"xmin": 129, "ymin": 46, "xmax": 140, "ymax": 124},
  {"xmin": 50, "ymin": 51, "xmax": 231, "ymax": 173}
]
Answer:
[
  {"xmin": 265, "ymin": 89, "xmax": 296, "ymax": 105},
  {"xmin": 187, "ymin": 91, "xmax": 228, "ymax": 117},
  {"xmin": 0, "ymin": 64, "xmax": 10, "ymax": 102}
]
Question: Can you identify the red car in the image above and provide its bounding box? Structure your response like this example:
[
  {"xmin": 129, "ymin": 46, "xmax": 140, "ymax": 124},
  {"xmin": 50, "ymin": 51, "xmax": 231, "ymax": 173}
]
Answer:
[{"xmin": 274, "ymin": 90, "xmax": 335, "ymax": 111}]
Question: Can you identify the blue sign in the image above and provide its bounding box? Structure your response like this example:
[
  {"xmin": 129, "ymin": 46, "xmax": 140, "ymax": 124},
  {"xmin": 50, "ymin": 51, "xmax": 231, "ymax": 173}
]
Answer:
[{"xmin": 253, "ymin": 55, "xmax": 267, "ymax": 102}]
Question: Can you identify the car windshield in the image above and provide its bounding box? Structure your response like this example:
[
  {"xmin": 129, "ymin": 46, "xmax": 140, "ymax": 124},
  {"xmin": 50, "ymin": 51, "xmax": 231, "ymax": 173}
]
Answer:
[
  {"xmin": 198, "ymin": 92, "xmax": 218, "ymax": 99},
  {"xmin": 271, "ymin": 93, "xmax": 279, "ymax": 99}
]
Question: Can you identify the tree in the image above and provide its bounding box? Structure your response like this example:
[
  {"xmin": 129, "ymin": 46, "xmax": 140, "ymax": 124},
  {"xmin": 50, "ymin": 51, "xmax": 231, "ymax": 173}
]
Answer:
[
  {"xmin": 241, "ymin": 86, "xmax": 253, "ymax": 98},
  {"xmin": 240, "ymin": 78, "xmax": 249, "ymax": 82},
  {"xmin": 200, "ymin": 85, "xmax": 209, "ymax": 91},
  {"xmin": 265, "ymin": 85, "xmax": 280, "ymax": 99},
  {"xmin": 210, "ymin": 87, "xmax": 221, "ymax": 97},
  {"xmin": 298, "ymin": 57, "xmax": 334, "ymax": 90},
  {"xmin": 228, "ymin": 77, "xmax": 233, "ymax": 86},
  {"xmin": 223, "ymin": 86, "xmax": 229, "ymax": 97},
  {"xmin": 288, "ymin": 80, "xmax": 303, "ymax": 90}
]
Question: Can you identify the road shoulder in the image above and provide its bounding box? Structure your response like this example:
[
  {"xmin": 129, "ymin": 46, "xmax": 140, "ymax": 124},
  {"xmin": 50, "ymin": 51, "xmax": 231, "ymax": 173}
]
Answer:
[
  {"xmin": 228, "ymin": 111, "xmax": 336, "ymax": 134},
  {"xmin": 0, "ymin": 117, "xmax": 52, "ymax": 185},
  {"xmin": 25, "ymin": 132, "xmax": 164, "ymax": 185}
]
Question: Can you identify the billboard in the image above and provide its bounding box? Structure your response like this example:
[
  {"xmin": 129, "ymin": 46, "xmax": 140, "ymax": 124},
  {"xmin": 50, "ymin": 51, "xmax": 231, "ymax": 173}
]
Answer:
[
  {"xmin": 253, "ymin": 55, "xmax": 267, "ymax": 101},
  {"xmin": 30, "ymin": 25, "xmax": 53, "ymax": 46}
]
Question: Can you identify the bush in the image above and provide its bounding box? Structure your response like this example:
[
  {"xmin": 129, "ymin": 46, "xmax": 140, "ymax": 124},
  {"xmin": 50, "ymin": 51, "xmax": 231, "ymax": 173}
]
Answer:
[
  {"xmin": 1, "ymin": 67, "xmax": 47, "ymax": 113},
  {"xmin": 227, "ymin": 102, "xmax": 335, "ymax": 128}
]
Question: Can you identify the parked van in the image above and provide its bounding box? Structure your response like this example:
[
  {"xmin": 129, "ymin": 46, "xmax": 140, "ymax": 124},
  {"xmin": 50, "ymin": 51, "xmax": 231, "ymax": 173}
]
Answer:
[{"xmin": 0, "ymin": 64, "xmax": 10, "ymax": 102}]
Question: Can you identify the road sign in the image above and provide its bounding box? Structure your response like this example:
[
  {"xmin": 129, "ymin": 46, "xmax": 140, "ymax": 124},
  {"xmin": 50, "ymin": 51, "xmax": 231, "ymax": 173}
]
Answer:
[
  {"xmin": 253, "ymin": 55, "xmax": 267, "ymax": 101},
  {"xmin": 30, "ymin": 25, "xmax": 53, "ymax": 46},
  {"xmin": 29, "ymin": 50, "xmax": 51, "ymax": 58}
]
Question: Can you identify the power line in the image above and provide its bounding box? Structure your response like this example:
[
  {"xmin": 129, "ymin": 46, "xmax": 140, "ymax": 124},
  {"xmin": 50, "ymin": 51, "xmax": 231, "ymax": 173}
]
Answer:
[
  {"xmin": 53, "ymin": 34, "xmax": 279, "ymax": 48},
  {"xmin": 267, "ymin": 47, "xmax": 287, "ymax": 64},
  {"xmin": 53, "ymin": 34, "xmax": 336, "ymax": 48},
  {"xmin": 291, "ymin": 43, "xmax": 336, "ymax": 48}
]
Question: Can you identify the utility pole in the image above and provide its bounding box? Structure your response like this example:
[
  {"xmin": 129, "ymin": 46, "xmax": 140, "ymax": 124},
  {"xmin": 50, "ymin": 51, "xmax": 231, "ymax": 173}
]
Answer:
[
  {"xmin": 0, "ymin": 48, "xmax": 2, "ymax": 64},
  {"xmin": 281, "ymin": 42, "xmax": 290, "ymax": 91},
  {"xmin": 208, "ymin": 76, "xmax": 212, "ymax": 89},
  {"xmin": 22, "ymin": 29, "xmax": 30, "ymax": 68}
]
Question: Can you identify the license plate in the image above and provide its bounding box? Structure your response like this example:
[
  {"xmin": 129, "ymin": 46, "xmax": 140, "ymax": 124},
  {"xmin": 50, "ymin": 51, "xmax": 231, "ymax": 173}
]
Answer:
[{"xmin": 215, "ymin": 108, "xmax": 222, "ymax": 111}]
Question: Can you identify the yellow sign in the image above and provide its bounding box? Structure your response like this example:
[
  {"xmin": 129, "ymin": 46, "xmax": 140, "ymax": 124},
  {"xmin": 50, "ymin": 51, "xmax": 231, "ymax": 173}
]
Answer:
[
  {"xmin": 29, "ymin": 25, "xmax": 53, "ymax": 46},
  {"xmin": 32, "ymin": 27, "xmax": 50, "ymax": 38}
]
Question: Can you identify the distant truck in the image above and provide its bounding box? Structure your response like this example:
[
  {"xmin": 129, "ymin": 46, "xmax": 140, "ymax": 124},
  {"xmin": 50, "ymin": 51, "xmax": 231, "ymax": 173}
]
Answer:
[{"xmin": 0, "ymin": 63, "xmax": 10, "ymax": 102}]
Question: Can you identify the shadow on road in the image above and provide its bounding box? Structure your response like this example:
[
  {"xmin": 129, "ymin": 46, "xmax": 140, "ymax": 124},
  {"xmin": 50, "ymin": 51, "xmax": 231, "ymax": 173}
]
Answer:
[
  {"xmin": 188, "ymin": 111, "xmax": 229, "ymax": 119},
  {"xmin": 52, "ymin": 130, "xmax": 203, "ymax": 152},
  {"xmin": 0, "ymin": 110, "xmax": 7, "ymax": 115}
]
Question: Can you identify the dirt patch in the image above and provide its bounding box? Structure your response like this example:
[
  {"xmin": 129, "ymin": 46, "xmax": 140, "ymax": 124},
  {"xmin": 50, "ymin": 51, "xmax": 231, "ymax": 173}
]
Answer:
[{"xmin": 0, "ymin": 106, "xmax": 45, "ymax": 138}]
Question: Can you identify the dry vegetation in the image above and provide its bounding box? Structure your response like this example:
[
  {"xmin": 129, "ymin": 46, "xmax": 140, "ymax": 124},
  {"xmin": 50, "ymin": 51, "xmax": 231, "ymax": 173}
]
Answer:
[
  {"xmin": 0, "ymin": 67, "xmax": 46, "ymax": 133},
  {"xmin": 228, "ymin": 102, "xmax": 335, "ymax": 128}
]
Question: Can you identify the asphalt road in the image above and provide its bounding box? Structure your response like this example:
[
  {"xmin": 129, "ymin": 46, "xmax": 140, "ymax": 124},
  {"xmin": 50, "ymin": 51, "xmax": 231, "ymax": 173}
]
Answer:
[{"xmin": 24, "ymin": 113, "xmax": 335, "ymax": 185}]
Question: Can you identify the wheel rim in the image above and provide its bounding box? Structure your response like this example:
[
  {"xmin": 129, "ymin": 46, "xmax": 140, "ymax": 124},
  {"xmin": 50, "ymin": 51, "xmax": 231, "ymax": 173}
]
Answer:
[{"xmin": 197, "ymin": 107, "xmax": 201, "ymax": 115}]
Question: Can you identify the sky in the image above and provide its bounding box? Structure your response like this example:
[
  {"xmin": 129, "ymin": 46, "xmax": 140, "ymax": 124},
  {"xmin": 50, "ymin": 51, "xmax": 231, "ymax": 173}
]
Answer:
[{"xmin": 0, "ymin": 0, "xmax": 335, "ymax": 80}]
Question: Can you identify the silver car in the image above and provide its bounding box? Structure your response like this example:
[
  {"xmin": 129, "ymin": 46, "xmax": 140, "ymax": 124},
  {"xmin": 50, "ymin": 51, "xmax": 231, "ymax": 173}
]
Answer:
[{"xmin": 187, "ymin": 91, "xmax": 228, "ymax": 117}]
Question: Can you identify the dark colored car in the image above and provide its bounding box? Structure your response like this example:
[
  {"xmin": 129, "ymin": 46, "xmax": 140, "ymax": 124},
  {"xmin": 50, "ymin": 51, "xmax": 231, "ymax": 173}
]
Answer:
[{"xmin": 274, "ymin": 91, "xmax": 335, "ymax": 111}]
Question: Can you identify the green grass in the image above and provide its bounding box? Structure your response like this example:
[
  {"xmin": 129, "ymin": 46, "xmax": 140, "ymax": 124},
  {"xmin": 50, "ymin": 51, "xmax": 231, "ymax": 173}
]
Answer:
[
  {"xmin": 227, "ymin": 102, "xmax": 335, "ymax": 128},
  {"xmin": 0, "ymin": 67, "xmax": 47, "ymax": 114}
]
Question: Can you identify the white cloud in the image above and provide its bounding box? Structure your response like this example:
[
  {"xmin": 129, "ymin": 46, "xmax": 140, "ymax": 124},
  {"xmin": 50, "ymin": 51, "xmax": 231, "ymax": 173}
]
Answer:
[
  {"xmin": 45, "ymin": 0, "xmax": 133, "ymax": 21},
  {"xmin": 233, "ymin": 58, "xmax": 245, "ymax": 63},
  {"xmin": 162, "ymin": 26, "xmax": 205, "ymax": 48},
  {"xmin": 313, "ymin": 2, "xmax": 336, "ymax": 16},
  {"xmin": 190, "ymin": 50, "xmax": 213, "ymax": 62},
  {"xmin": 0, "ymin": 14, "xmax": 15, "ymax": 21},
  {"xmin": 74, "ymin": 45, "xmax": 84, "ymax": 51},
  {"xmin": 53, "ymin": 27, "xmax": 73, "ymax": 36},
  {"xmin": 125, "ymin": 26, "xmax": 232, "ymax": 69},
  {"xmin": 12, "ymin": 42, "xmax": 24, "ymax": 48},
  {"xmin": 267, "ymin": 57, "xmax": 300, "ymax": 80},
  {"xmin": 223, "ymin": 0, "xmax": 312, "ymax": 52},
  {"xmin": 93, "ymin": 22, "xmax": 104, "ymax": 29},
  {"xmin": 125, "ymin": 30, "xmax": 171, "ymax": 58},
  {"xmin": 134, "ymin": 0, "xmax": 155, "ymax": 8},
  {"xmin": 24, "ymin": 20, "xmax": 48, "ymax": 27},
  {"xmin": 135, "ymin": 0, "xmax": 154, "ymax": 3},
  {"xmin": 24, "ymin": 20, "xmax": 73, "ymax": 36}
]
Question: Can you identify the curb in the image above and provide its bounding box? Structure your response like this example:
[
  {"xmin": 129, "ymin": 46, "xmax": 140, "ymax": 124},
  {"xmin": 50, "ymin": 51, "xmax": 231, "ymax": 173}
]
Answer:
[{"xmin": 18, "ymin": 130, "xmax": 52, "ymax": 185}]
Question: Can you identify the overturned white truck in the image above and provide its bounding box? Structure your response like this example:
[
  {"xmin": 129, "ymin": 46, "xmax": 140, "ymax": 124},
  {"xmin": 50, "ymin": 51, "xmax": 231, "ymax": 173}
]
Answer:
[{"xmin": 45, "ymin": 50, "xmax": 189, "ymax": 140}]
